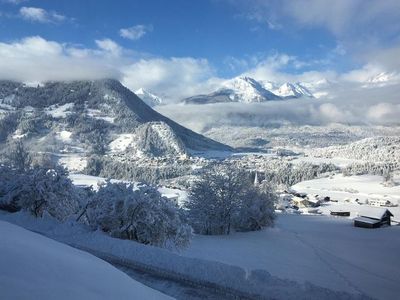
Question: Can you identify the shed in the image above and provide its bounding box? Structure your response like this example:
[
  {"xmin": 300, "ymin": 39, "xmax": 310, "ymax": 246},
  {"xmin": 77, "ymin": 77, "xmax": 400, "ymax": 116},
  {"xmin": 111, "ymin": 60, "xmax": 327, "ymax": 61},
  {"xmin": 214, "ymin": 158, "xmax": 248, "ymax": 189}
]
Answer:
[
  {"xmin": 330, "ymin": 210, "xmax": 350, "ymax": 217},
  {"xmin": 354, "ymin": 209, "xmax": 393, "ymax": 228},
  {"xmin": 368, "ymin": 198, "xmax": 393, "ymax": 207}
]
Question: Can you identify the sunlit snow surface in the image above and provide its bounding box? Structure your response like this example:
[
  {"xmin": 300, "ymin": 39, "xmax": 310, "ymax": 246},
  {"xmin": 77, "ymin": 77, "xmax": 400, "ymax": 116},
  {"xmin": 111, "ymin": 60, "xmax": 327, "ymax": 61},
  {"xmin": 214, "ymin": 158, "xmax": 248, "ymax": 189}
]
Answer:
[
  {"xmin": 0, "ymin": 221, "xmax": 171, "ymax": 300},
  {"xmin": 183, "ymin": 214, "xmax": 400, "ymax": 300}
]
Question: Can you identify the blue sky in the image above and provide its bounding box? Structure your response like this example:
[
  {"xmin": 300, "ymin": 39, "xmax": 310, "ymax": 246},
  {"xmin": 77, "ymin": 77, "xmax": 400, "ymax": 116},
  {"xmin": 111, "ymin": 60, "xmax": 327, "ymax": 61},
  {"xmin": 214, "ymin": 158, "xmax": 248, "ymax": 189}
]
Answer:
[
  {"xmin": 0, "ymin": 0, "xmax": 353, "ymax": 75},
  {"xmin": 0, "ymin": 0, "xmax": 399, "ymax": 99}
]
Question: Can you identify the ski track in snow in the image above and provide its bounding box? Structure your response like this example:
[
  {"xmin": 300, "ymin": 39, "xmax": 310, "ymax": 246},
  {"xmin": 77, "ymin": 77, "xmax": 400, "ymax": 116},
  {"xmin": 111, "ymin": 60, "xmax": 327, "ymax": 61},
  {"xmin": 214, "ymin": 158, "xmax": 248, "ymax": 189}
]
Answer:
[{"xmin": 288, "ymin": 229, "xmax": 364, "ymax": 295}]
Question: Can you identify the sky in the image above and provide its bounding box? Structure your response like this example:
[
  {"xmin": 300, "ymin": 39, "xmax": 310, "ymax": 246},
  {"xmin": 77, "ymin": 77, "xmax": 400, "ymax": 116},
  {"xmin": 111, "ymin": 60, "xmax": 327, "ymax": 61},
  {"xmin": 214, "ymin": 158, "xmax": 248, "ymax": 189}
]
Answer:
[{"xmin": 0, "ymin": 0, "xmax": 400, "ymax": 103}]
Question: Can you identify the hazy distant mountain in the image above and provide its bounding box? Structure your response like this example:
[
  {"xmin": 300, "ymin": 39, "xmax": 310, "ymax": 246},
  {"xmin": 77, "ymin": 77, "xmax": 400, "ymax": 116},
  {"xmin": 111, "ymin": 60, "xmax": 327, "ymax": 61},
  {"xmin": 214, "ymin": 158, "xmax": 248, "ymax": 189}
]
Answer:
[
  {"xmin": 182, "ymin": 76, "xmax": 315, "ymax": 104},
  {"xmin": 363, "ymin": 72, "xmax": 400, "ymax": 88}
]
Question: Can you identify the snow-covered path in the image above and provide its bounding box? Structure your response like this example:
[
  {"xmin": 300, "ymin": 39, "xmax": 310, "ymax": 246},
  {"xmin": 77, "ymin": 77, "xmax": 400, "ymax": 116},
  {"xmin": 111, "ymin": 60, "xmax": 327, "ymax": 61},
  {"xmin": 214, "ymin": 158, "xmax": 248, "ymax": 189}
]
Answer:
[{"xmin": 182, "ymin": 214, "xmax": 400, "ymax": 300}]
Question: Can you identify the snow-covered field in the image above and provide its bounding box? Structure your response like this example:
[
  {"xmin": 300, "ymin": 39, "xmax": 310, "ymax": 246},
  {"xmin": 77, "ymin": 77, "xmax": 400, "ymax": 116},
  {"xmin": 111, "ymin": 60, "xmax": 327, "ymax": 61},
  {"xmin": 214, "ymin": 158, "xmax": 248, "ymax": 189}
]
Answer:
[
  {"xmin": 69, "ymin": 173, "xmax": 113, "ymax": 188},
  {"xmin": 44, "ymin": 103, "xmax": 74, "ymax": 118},
  {"xmin": 57, "ymin": 154, "xmax": 87, "ymax": 172},
  {"xmin": 158, "ymin": 186, "xmax": 188, "ymax": 206},
  {"xmin": 0, "ymin": 220, "xmax": 171, "ymax": 300},
  {"xmin": 109, "ymin": 133, "xmax": 136, "ymax": 152},
  {"xmin": 182, "ymin": 214, "xmax": 400, "ymax": 300},
  {"xmin": 0, "ymin": 211, "xmax": 369, "ymax": 300}
]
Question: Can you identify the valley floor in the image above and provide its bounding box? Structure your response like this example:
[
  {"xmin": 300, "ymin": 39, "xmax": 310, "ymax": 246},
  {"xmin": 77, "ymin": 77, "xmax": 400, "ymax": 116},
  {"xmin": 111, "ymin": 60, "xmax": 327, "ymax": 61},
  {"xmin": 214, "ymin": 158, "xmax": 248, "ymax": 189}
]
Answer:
[{"xmin": 182, "ymin": 214, "xmax": 400, "ymax": 300}]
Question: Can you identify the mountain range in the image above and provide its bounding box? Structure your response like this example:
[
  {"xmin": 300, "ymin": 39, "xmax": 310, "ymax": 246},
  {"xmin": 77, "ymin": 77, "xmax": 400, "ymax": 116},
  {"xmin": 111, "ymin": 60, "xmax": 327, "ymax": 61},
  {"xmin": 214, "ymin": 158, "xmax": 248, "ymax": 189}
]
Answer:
[
  {"xmin": 182, "ymin": 77, "xmax": 316, "ymax": 104},
  {"xmin": 134, "ymin": 71, "xmax": 399, "ymax": 106},
  {"xmin": 133, "ymin": 77, "xmax": 316, "ymax": 106}
]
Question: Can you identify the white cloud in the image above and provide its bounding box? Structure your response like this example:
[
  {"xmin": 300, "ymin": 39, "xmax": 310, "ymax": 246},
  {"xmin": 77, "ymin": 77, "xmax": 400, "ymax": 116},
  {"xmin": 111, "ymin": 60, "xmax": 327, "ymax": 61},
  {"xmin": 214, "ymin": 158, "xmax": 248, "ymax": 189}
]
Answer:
[
  {"xmin": 367, "ymin": 103, "xmax": 400, "ymax": 124},
  {"xmin": 233, "ymin": 0, "xmax": 400, "ymax": 40},
  {"xmin": 19, "ymin": 6, "xmax": 66, "ymax": 23},
  {"xmin": 2, "ymin": 0, "xmax": 27, "ymax": 4},
  {"xmin": 121, "ymin": 57, "xmax": 217, "ymax": 101},
  {"xmin": 284, "ymin": 0, "xmax": 400, "ymax": 40},
  {"xmin": 0, "ymin": 36, "xmax": 119, "ymax": 82},
  {"xmin": 241, "ymin": 52, "xmax": 336, "ymax": 84},
  {"xmin": 119, "ymin": 25, "xmax": 153, "ymax": 40},
  {"xmin": 228, "ymin": 0, "xmax": 400, "ymax": 69},
  {"xmin": 0, "ymin": 36, "xmax": 216, "ymax": 101},
  {"xmin": 95, "ymin": 38, "xmax": 122, "ymax": 56},
  {"xmin": 157, "ymin": 82, "xmax": 400, "ymax": 132}
]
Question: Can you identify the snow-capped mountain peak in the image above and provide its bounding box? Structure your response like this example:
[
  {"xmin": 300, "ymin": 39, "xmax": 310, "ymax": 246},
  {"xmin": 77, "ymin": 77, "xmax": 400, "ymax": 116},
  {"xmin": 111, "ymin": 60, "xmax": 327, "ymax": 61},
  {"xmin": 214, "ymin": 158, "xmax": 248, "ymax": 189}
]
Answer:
[
  {"xmin": 221, "ymin": 76, "xmax": 281, "ymax": 103},
  {"xmin": 135, "ymin": 88, "xmax": 163, "ymax": 107},
  {"xmin": 224, "ymin": 76, "xmax": 279, "ymax": 103},
  {"xmin": 274, "ymin": 82, "xmax": 314, "ymax": 98},
  {"xmin": 182, "ymin": 76, "xmax": 318, "ymax": 104}
]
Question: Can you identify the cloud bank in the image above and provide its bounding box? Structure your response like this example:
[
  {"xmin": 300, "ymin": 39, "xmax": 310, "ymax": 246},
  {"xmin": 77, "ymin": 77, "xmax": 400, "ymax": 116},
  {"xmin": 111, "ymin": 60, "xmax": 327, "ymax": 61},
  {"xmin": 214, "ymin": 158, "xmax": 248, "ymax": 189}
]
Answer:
[
  {"xmin": 156, "ymin": 83, "xmax": 400, "ymax": 131},
  {"xmin": 19, "ymin": 6, "xmax": 67, "ymax": 23},
  {"xmin": 0, "ymin": 34, "xmax": 399, "ymax": 128},
  {"xmin": 0, "ymin": 36, "xmax": 216, "ymax": 101}
]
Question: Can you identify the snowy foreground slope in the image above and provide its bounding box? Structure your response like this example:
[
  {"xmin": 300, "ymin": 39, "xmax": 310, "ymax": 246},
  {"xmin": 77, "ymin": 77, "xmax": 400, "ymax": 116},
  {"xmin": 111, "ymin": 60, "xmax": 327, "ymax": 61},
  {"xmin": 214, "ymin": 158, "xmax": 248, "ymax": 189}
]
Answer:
[
  {"xmin": 0, "ymin": 212, "xmax": 368, "ymax": 300},
  {"xmin": 182, "ymin": 214, "xmax": 400, "ymax": 300},
  {"xmin": 0, "ymin": 221, "xmax": 171, "ymax": 300}
]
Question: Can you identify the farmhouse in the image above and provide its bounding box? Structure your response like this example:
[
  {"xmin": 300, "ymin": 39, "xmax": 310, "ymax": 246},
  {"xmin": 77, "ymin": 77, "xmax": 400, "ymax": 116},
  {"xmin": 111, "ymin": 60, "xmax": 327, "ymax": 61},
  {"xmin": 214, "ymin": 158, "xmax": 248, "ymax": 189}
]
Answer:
[
  {"xmin": 367, "ymin": 198, "xmax": 393, "ymax": 207},
  {"xmin": 354, "ymin": 208, "xmax": 394, "ymax": 228}
]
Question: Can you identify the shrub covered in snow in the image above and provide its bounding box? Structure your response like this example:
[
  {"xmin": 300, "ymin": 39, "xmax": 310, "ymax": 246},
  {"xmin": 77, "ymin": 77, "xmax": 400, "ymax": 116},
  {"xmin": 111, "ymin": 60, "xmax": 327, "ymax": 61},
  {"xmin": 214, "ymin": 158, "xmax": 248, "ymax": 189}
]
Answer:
[
  {"xmin": 85, "ymin": 181, "xmax": 191, "ymax": 248},
  {"xmin": 3, "ymin": 140, "xmax": 32, "ymax": 171},
  {"xmin": 0, "ymin": 165, "xmax": 81, "ymax": 220},
  {"xmin": 185, "ymin": 165, "xmax": 276, "ymax": 235},
  {"xmin": 0, "ymin": 112, "xmax": 20, "ymax": 142},
  {"xmin": 234, "ymin": 181, "xmax": 277, "ymax": 232}
]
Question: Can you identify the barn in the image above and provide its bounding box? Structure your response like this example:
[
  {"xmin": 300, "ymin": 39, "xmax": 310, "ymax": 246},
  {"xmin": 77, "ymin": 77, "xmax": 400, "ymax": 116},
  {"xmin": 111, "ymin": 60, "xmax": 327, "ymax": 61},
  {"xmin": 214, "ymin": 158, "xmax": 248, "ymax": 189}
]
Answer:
[
  {"xmin": 354, "ymin": 209, "xmax": 394, "ymax": 228},
  {"xmin": 330, "ymin": 211, "xmax": 350, "ymax": 217}
]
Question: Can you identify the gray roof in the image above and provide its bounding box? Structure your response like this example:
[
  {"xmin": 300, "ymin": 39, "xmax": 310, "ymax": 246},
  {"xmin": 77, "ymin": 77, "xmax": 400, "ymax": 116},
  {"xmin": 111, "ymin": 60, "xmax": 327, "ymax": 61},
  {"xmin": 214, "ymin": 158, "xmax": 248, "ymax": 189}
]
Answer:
[
  {"xmin": 360, "ymin": 208, "xmax": 393, "ymax": 220},
  {"xmin": 354, "ymin": 217, "xmax": 380, "ymax": 225}
]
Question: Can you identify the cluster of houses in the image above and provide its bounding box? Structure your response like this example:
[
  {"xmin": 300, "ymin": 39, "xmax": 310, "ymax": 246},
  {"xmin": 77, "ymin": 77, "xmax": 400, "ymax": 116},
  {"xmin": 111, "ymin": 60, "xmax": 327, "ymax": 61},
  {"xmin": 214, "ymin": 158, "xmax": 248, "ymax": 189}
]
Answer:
[
  {"xmin": 278, "ymin": 190, "xmax": 396, "ymax": 229},
  {"xmin": 278, "ymin": 191, "xmax": 329, "ymax": 210}
]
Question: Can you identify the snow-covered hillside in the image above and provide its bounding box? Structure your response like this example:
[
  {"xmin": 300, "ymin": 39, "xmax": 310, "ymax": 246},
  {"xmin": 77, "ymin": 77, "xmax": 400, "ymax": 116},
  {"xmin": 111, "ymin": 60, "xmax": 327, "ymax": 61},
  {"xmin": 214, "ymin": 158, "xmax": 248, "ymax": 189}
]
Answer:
[
  {"xmin": 0, "ymin": 220, "xmax": 171, "ymax": 300},
  {"xmin": 203, "ymin": 124, "xmax": 400, "ymax": 150},
  {"xmin": 307, "ymin": 136, "xmax": 400, "ymax": 163},
  {"xmin": 0, "ymin": 79, "xmax": 231, "ymax": 172}
]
